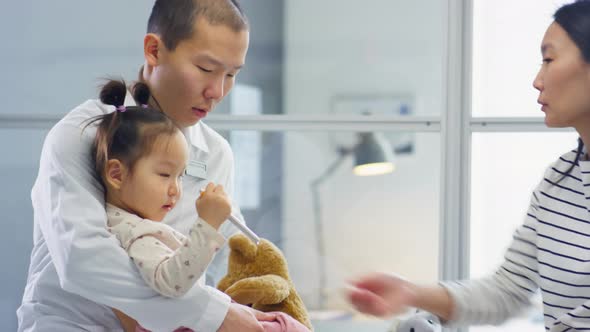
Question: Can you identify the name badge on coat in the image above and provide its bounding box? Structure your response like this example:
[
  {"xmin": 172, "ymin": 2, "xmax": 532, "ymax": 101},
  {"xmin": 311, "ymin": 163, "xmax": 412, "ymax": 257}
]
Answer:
[{"xmin": 185, "ymin": 160, "xmax": 207, "ymax": 180}]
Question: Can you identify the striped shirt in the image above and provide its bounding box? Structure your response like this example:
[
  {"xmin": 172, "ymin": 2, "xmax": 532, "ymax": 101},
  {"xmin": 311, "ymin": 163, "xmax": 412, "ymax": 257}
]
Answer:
[{"xmin": 443, "ymin": 149, "xmax": 590, "ymax": 331}]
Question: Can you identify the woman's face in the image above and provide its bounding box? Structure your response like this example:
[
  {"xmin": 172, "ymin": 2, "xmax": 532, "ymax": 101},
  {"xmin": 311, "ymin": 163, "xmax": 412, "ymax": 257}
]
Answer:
[{"xmin": 533, "ymin": 22, "xmax": 590, "ymax": 129}]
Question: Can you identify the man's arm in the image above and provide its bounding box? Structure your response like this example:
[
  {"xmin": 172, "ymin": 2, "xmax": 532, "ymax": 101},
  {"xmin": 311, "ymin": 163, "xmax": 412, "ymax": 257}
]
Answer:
[{"xmin": 34, "ymin": 119, "xmax": 230, "ymax": 331}]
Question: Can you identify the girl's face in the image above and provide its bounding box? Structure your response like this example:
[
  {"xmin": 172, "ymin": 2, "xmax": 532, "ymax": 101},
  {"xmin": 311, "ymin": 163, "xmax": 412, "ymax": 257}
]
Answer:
[
  {"xmin": 533, "ymin": 22, "xmax": 590, "ymax": 129},
  {"xmin": 118, "ymin": 130, "xmax": 189, "ymax": 222}
]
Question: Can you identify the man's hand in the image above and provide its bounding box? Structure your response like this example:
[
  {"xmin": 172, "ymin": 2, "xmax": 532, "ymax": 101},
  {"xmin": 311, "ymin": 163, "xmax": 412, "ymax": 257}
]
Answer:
[{"xmin": 218, "ymin": 303, "xmax": 273, "ymax": 332}]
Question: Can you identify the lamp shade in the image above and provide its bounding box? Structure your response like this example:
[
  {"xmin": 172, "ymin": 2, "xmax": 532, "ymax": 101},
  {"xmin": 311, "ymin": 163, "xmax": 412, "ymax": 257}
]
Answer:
[{"xmin": 353, "ymin": 132, "xmax": 395, "ymax": 176}]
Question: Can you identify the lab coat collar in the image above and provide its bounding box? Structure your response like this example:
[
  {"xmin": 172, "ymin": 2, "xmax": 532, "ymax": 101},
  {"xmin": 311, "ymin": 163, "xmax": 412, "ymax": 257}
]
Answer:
[
  {"xmin": 96, "ymin": 89, "xmax": 137, "ymax": 113},
  {"xmin": 185, "ymin": 122, "xmax": 210, "ymax": 154},
  {"xmin": 122, "ymin": 89, "xmax": 209, "ymax": 153},
  {"xmin": 123, "ymin": 90, "xmax": 136, "ymax": 107}
]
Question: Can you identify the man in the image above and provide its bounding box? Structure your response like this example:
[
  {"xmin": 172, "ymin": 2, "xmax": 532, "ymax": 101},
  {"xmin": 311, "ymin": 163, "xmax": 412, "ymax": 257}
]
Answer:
[{"xmin": 17, "ymin": 0, "xmax": 270, "ymax": 331}]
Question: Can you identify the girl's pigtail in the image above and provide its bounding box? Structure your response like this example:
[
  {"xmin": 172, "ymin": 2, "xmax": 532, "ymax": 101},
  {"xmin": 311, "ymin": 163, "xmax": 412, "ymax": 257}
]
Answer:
[
  {"xmin": 94, "ymin": 79, "xmax": 128, "ymax": 177},
  {"xmin": 132, "ymin": 81, "xmax": 151, "ymax": 106}
]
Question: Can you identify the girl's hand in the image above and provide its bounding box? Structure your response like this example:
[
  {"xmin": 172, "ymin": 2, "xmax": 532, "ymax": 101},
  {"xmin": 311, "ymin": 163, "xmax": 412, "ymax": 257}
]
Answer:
[{"xmin": 196, "ymin": 182, "xmax": 231, "ymax": 230}]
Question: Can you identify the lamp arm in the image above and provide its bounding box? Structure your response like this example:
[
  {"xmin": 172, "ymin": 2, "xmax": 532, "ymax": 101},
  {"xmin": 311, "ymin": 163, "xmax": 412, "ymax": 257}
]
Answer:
[{"xmin": 309, "ymin": 152, "xmax": 348, "ymax": 309}]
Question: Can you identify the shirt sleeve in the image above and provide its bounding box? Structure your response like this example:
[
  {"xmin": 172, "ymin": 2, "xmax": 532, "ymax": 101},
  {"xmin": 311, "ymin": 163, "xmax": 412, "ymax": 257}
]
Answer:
[
  {"xmin": 127, "ymin": 219, "xmax": 225, "ymax": 298},
  {"xmin": 551, "ymin": 301, "xmax": 590, "ymax": 330},
  {"xmin": 33, "ymin": 119, "xmax": 230, "ymax": 332},
  {"xmin": 441, "ymin": 186, "xmax": 542, "ymax": 327}
]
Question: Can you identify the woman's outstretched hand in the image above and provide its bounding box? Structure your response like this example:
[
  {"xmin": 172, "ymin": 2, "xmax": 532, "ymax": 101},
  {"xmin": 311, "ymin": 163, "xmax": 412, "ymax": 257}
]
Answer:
[
  {"xmin": 346, "ymin": 272, "xmax": 417, "ymax": 317},
  {"xmin": 347, "ymin": 272, "xmax": 454, "ymax": 322}
]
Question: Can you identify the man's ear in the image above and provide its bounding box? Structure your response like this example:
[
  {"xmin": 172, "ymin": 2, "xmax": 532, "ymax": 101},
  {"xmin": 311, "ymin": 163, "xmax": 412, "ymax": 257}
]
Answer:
[
  {"xmin": 105, "ymin": 159, "xmax": 127, "ymax": 190},
  {"xmin": 144, "ymin": 33, "xmax": 163, "ymax": 67}
]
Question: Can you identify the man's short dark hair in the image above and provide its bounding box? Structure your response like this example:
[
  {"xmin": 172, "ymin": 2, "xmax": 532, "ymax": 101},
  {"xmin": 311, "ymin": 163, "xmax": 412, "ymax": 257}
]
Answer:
[{"xmin": 147, "ymin": 0, "xmax": 249, "ymax": 51}]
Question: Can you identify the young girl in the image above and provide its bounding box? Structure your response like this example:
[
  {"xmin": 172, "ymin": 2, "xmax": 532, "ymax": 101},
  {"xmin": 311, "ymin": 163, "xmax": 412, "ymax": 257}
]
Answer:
[
  {"xmin": 347, "ymin": 1, "xmax": 590, "ymax": 331},
  {"xmin": 87, "ymin": 80, "xmax": 231, "ymax": 332}
]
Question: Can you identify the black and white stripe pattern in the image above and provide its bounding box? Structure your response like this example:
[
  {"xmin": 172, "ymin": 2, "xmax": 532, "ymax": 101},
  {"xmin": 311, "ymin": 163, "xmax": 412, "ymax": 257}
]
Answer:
[{"xmin": 443, "ymin": 150, "xmax": 590, "ymax": 331}]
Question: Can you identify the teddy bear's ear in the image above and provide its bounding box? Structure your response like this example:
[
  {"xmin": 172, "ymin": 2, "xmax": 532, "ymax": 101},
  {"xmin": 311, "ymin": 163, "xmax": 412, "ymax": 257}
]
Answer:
[{"xmin": 229, "ymin": 234, "xmax": 258, "ymax": 261}]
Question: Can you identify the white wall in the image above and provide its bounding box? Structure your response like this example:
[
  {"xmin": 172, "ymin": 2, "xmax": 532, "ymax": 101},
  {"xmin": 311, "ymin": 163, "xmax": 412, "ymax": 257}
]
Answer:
[
  {"xmin": 283, "ymin": 0, "xmax": 446, "ymax": 309},
  {"xmin": 472, "ymin": 0, "xmax": 570, "ymax": 117},
  {"xmin": 2, "ymin": 2, "xmax": 151, "ymax": 117}
]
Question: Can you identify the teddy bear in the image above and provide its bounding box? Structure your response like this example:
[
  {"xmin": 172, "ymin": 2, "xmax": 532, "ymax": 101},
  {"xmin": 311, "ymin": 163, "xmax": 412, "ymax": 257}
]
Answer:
[
  {"xmin": 389, "ymin": 311, "xmax": 442, "ymax": 332},
  {"xmin": 217, "ymin": 233, "xmax": 313, "ymax": 330}
]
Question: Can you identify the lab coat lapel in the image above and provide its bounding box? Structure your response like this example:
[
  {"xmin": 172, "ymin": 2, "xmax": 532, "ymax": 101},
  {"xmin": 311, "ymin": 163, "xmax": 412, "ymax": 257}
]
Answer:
[
  {"xmin": 123, "ymin": 90, "xmax": 136, "ymax": 107},
  {"xmin": 185, "ymin": 122, "xmax": 210, "ymax": 181}
]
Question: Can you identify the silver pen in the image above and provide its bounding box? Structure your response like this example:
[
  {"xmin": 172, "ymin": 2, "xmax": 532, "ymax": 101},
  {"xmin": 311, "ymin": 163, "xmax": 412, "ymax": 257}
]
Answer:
[
  {"xmin": 227, "ymin": 214, "xmax": 260, "ymax": 245},
  {"xmin": 199, "ymin": 188, "xmax": 260, "ymax": 244}
]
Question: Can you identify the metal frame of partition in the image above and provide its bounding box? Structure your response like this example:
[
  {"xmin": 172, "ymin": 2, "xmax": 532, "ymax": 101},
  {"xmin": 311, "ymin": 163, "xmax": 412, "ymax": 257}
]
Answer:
[
  {"xmin": 440, "ymin": 0, "xmax": 471, "ymax": 290},
  {"xmin": 0, "ymin": 113, "xmax": 570, "ymax": 132}
]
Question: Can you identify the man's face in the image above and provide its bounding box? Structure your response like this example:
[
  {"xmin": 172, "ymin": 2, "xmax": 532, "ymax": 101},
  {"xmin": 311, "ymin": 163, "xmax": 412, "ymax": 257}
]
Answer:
[{"xmin": 148, "ymin": 18, "xmax": 249, "ymax": 128}]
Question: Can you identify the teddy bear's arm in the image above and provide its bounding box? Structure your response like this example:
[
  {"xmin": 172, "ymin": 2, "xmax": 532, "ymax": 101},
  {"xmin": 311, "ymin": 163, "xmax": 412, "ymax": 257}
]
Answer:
[
  {"xmin": 217, "ymin": 276, "xmax": 233, "ymax": 293},
  {"xmin": 225, "ymin": 274, "xmax": 291, "ymax": 305}
]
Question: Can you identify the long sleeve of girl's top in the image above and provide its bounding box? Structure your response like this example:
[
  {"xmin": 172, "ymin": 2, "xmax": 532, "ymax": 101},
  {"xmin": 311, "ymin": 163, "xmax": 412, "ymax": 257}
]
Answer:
[
  {"xmin": 441, "ymin": 186, "xmax": 542, "ymax": 327},
  {"xmin": 126, "ymin": 219, "xmax": 225, "ymax": 298}
]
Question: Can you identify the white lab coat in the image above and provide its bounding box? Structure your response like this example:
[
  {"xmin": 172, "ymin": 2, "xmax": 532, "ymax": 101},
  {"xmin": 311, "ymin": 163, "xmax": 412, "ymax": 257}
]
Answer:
[{"xmin": 17, "ymin": 93, "xmax": 244, "ymax": 332}]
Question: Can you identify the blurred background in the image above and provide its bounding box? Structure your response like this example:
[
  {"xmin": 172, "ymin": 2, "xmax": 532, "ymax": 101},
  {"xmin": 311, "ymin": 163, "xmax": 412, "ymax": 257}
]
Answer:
[{"xmin": 0, "ymin": 1, "xmax": 577, "ymax": 331}]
